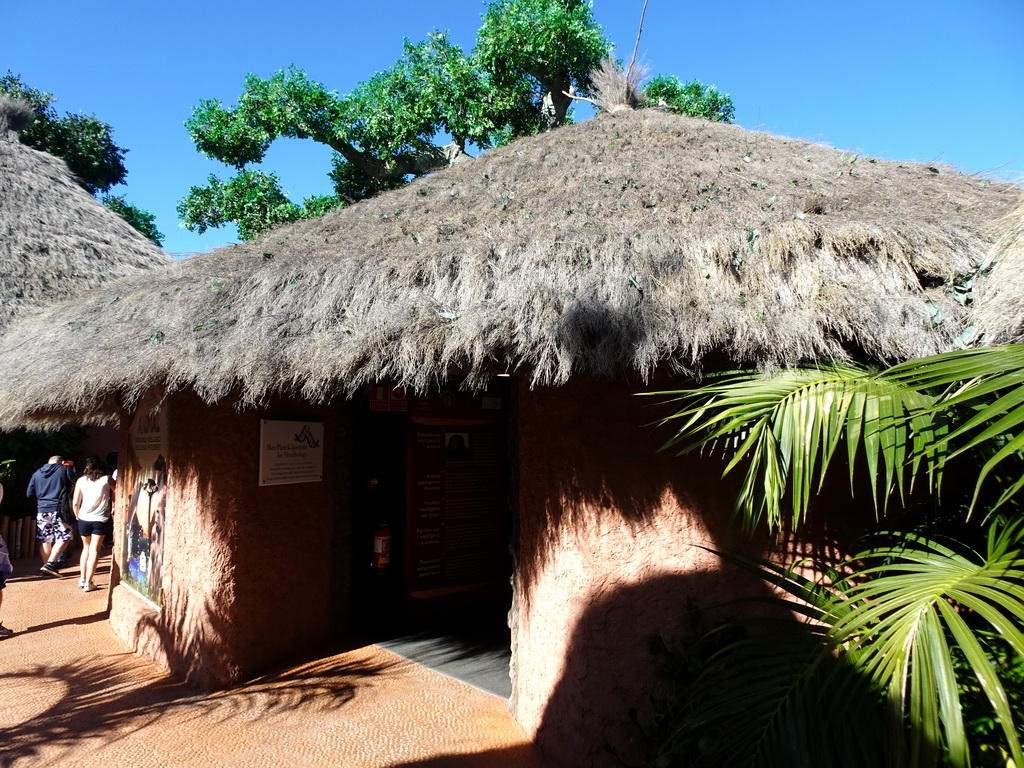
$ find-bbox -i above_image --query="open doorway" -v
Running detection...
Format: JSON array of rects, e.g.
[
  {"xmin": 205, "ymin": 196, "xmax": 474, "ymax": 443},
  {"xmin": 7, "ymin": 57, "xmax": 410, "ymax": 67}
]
[{"xmin": 349, "ymin": 379, "xmax": 514, "ymax": 696}]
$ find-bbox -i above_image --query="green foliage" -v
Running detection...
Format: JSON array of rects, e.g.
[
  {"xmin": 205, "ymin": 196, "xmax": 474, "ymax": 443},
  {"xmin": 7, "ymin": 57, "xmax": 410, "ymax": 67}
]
[
  {"xmin": 956, "ymin": 628, "xmax": 1024, "ymax": 767},
  {"xmin": 641, "ymin": 524, "xmax": 1024, "ymax": 768},
  {"xmin": 654, "ymin": 345, "xmax": 1024, "ymax": 534},
  {"xmin": 476, "ymin": 0, "xmax": 610, "ymax": 128},
  {"xmin": 180, "ymin": 1, "xmax": 612, "ymax": 239},
  {"xmin": 883, "ymin": 345, "xmax": 1024, "ymax": 514},
  {"xmin": 298, "ymin": 193, "xmax": 346, "ymax": 220},
  {"xmin": 1, "ymin": 72, "xmax": 128, "ymax": 195},
  {"xmin": 641, "ymin": 75, "xmax": 735, "ymax": 123},
  {"xmin": 177, "ymin": 171, "xmax": 301, "ymax": 240},
  {"xmin": 102, "ymin": 194, "xmax": 164, "ymax": 246},
  {"xmin": 327, "ymin": 155, "xmax": 404, "ymax": 203},
  {"xmin": 177, "ymin": 170, "xmax": 343, "ymax": 241},
  {"xmin": 347, "ymin": 33, "xmax": 524, "ymax": 156},
  {"xmin": 644, "ymin": 345, "xmax": 1024, "ymax": 766}
]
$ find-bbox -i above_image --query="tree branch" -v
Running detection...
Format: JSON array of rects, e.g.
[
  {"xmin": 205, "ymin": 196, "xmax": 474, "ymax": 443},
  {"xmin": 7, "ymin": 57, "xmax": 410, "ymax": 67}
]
[{"xmin": 562, "ymin": 90, "xmax": 602, "ymax": 109}]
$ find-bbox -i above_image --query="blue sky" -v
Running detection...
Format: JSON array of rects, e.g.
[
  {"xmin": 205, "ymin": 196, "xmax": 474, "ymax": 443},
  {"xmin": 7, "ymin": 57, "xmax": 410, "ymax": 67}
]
[{"xmin": 6, "ymin": 0, "xmax": 1023, "ymax": 256}]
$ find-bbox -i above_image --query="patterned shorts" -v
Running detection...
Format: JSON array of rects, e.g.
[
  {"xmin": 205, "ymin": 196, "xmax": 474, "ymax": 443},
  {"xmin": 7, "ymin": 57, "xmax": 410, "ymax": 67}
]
[{"xmin": 36, "ymin": 511, "xmax": 72, "ymax": 543}]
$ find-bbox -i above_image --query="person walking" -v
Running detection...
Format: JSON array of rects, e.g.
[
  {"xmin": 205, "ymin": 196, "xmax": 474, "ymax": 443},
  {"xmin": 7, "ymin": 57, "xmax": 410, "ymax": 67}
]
[
  {"xmin": 26, "ymin": 455, "xmax": 74, "ymax": 577},
  {"xmin": 73, "ymin": 456, "xmax": 115, "ymax": 592},
  {"xmin": 0, "ymin": 480, "xmax": 13, "ymax": 638}
]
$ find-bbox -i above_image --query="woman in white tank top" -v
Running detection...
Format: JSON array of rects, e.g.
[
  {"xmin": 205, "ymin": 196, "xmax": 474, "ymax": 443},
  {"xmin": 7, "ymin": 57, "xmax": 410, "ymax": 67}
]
[{"xmin": 73, "ymin": 456, "xmax": 116, "ymax": 592}]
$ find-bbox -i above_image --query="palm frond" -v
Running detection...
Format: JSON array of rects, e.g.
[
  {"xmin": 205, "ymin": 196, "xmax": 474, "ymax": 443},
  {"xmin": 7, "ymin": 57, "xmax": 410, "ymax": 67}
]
[
  {"xmin": 884, "ymin": 345, "xmax": 1024, "ymax": 513},
  {"xmin": 652, "ymin": 550, "xmax": 888, "ymax": 768},
  {"xmin": 649, "ymin": 365, "xmax": 944, "ymax": 532},
  {"xmin": 832, "ymin": 524, "xmax": 1024, "ymax": 767}
]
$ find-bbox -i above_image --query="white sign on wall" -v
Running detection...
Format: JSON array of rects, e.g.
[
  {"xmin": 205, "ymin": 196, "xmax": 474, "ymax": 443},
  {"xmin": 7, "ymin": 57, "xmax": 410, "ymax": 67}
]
[{"xmin": 259, "ymin": 420, "xmax": 325, "ymax": 486}]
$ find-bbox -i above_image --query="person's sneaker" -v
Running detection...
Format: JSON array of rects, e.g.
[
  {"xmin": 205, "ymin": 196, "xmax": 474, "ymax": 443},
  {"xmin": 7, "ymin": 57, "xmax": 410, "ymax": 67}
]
[
  {"xmin": 0, "ymin": 623, "xmax": 13, "ymax": 638},
  {"xmin": 83, "ymin": 582, "xmax": 97, "ymax": 593},
  {"xmin": 40, "ymin": 563, "xmax": 61, "ymax": 577},
  {"xmin": 77, "ymin": 578, "xmax": 87, "ymax": 588}
]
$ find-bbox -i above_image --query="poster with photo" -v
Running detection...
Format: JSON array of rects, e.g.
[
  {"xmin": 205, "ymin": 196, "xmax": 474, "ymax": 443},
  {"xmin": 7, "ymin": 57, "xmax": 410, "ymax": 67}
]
[{"xmin": 123, "ymin": 390, "xmax": 168, "ymax": 606}]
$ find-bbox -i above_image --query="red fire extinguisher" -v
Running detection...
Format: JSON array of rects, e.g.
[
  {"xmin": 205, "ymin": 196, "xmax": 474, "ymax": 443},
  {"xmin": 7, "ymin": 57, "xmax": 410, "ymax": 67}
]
[{"xmin": 372, "ymin": 522, "xmax": 391, "ymax": 570}]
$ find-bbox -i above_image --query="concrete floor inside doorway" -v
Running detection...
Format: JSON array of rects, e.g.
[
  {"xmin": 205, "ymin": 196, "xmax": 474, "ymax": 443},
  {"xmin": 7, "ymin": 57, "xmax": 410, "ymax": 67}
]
[{"xmin": 370, "ymin": 601, "xmax": 513, "ymax": 699}]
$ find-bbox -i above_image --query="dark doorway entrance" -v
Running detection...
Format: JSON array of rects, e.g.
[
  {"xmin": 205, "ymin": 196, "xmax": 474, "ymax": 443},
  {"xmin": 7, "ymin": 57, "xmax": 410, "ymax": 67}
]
[{"xmin": 350, "ymin": 380, "xmax": 514, "ymax": 696}]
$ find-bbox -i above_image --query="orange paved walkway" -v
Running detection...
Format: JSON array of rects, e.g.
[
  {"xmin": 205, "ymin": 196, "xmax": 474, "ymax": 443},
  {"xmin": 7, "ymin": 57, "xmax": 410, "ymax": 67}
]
[{"xmin": 0, "ymin": 553, "xmax": 547, "ymax": 768}]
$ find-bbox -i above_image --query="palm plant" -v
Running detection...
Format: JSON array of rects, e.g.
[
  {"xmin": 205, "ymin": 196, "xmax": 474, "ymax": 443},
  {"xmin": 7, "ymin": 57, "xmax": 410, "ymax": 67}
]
[
  {"xmin": 642, "ymin": 344, "xmax": 1024, "ymax": 767},
  {"xmin": 645, "ymin": 524, "xmax": 1024, "ymax": 768}
]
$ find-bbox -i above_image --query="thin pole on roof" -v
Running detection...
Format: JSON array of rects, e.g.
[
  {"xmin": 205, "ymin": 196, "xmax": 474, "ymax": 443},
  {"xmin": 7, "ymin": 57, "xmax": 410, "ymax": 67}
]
[{"xmin": 626, "ymin": 0, "xmax": 651, "ymax": 85}]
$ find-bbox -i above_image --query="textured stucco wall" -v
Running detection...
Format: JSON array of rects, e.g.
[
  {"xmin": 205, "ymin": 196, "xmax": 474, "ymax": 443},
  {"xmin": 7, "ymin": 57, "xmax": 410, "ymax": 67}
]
[
  {"xmin": 512, "ymin": 377, "xmax": 783, "ymax": 767},
  {"xmin": 110, "ymin": 391, "xmax": 340, "ymax": 689}
]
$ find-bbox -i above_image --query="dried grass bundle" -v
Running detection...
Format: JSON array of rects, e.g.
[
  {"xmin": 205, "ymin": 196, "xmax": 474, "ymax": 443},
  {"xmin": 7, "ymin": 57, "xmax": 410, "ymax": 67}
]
[
  {"xmin": 0, "ymin": 96, "xmax": 33, "ymax": 139},
  {"xmin": 588, "ymin": 58, "xmax": 644, "ymax": 113},
  {"xmin": 0, "ymin": 109, "xmax": 1017, "ymax": 428}
]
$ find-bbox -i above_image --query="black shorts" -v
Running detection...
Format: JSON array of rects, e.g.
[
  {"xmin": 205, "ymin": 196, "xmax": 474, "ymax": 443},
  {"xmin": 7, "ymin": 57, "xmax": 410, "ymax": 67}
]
[{"xmin": 78, "ymin": 518, "xmax": 113, "ymax": 538}]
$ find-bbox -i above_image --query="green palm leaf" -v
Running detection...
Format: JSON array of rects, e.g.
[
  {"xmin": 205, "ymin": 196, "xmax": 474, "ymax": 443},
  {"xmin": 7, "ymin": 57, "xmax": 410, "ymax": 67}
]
[
  {"xmin": 832, "ymin": 524, "xmax": 1024, "ymax": 767},
  {"xmin": 648, "ymin": 365, "xmax": 943, "ymax": 532},
  {"xmin": 666, "ymin": 527, "xmax": 1024, "ymax": 768},
  {"xmin": 884, "ymin": 345, "xmax": 1024, "ymax": 508}
]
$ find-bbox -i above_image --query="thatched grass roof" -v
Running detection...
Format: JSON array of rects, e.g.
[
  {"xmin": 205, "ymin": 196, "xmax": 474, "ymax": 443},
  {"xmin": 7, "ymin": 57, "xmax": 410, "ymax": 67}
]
[
  {"xmin": 0, "ymin": 108, "xmax": 1017, "ymax": 427},
  {"xmin": 974, "ymin": 196, "xmax": 1024, "ymax": 343},
  {"xmin": 0, "ymin": 96, "xmax": 171, "ymax": 330}
]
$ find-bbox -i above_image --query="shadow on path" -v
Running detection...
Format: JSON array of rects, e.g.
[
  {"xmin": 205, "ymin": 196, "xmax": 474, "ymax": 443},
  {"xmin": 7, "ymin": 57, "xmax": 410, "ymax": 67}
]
[{"xmin": 1, "ymin": 640, "xmax": 391, "ymax": 768}]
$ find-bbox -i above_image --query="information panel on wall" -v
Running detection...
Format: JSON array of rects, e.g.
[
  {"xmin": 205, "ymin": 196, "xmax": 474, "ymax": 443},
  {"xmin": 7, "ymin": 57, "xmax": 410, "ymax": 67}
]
[
  {"xmin": 259, "ymin": 420, "xmax": 325, "ymax": 486},
  {"xmin": 405, "ymin": 417, "xmax": 508, "ymax": 595}
]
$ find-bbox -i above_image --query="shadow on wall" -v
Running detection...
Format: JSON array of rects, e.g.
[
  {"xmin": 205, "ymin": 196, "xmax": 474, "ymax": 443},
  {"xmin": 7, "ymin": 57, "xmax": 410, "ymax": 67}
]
[
  {"xmin": 514, "ymin": 375, "xmax": 861, "ymax": 603},
  {"xmin": 536, "ymin": 570, "xmax": 783, "ymax": 767},
  {"xmin": 120, "ymin": 391, "xmax": 339, "ymax": 689},
  {"xmin": 0, "ymin": 640, "xmax": 390, "ymax": 768},
  {"xmin": 511, "ymin": 376, "xmax": 870, "ymax": 766},
  {"xmin": 515, "ymin": 376, "xmax": 751, "ymax": 606},
  {"xmin": 132, "ymin": 589, "xmax": 239, "ymax": 689}
]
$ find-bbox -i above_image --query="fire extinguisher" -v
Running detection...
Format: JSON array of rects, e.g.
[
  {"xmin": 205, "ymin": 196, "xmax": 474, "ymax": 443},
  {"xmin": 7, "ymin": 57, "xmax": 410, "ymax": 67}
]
[{"xmin": 372, "ymin": 522, "xmax": 391, "ymax": 570}]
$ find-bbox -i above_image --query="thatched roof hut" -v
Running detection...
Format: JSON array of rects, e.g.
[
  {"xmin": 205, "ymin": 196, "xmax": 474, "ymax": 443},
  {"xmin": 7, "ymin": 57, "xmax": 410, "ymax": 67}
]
[
  {"xmin": 0, "ymin": 96, "xmax": 171, "ymax": 330},
  {"xmin": 0, "ymin": 108, "xmax": 1017, "ymax": 427},
  {"xmin": 975, "ymin": 196, "xmax": 1024, "ymax": 343}
]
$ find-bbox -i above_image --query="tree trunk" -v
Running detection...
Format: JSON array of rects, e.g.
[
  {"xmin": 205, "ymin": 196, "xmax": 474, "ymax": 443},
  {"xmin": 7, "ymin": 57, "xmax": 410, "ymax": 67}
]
[
  {"xmin": 332, "ymin": 140, "xmax": 470, "ymax": 185},
  {"xmin": 540, "ymin": 77, "xmax": 574, "ymax": 131}
]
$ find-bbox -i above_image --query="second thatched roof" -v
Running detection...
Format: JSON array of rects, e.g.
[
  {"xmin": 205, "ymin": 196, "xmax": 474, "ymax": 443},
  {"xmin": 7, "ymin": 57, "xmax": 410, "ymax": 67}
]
[
  {"xmin": 0, "ymin": 96, "xmax": 171, "ymax": 330},
  {"xmin": 0, "ymin": 108, "xmax": 1017, "ymax": 427}
]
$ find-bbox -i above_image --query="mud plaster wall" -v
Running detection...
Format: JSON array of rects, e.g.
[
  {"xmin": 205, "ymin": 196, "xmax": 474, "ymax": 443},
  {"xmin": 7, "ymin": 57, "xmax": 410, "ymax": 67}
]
[
  {"xmin": 110, "ymin": 391, "xmax": 338, "ymax": 689},
  {"xmin": 511, "ymin": 377, "xmax": 789, "ymax": 768}
]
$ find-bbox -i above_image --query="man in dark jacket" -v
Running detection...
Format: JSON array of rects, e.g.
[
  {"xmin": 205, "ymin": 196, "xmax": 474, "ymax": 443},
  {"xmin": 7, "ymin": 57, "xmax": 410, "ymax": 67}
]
[{"xmin": 26, "ymin": 456, "xmax": 74, "ymax": 576}]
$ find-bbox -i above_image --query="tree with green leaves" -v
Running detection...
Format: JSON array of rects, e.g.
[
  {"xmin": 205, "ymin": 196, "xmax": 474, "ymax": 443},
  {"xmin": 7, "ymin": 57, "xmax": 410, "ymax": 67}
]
[
  {"xmin": 178, "ymin": 0, "xmax": 613, "ymax": 240},
  {"xmin": 2, "ymin": 72, "xmax": 163, "ymax": 245},
  {"xmin": 642, "ymin": 345, "xmax": 1024, "ymax": 766},
  {"xmin": 179, "ymin": 1, "xmax": 737, "ymax": 242},
  {"xmin": 475, "ymin": 0, "xmax": 610, "ymax": 129}
]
